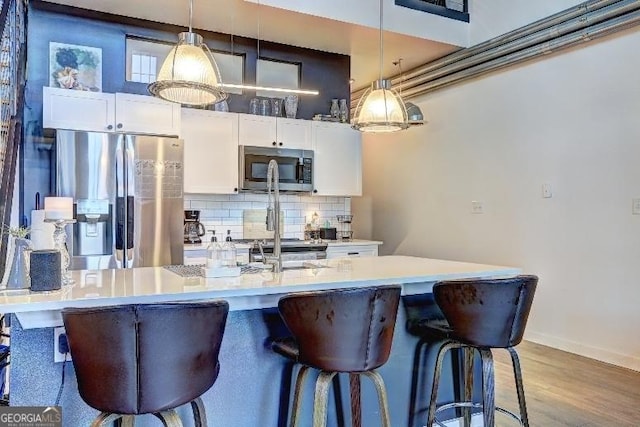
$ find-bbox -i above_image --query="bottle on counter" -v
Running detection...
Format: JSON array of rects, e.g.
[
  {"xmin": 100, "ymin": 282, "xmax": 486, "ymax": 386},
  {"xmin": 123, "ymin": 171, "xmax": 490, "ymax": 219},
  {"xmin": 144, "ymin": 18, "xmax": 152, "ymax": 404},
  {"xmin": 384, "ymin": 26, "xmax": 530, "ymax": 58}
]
[
  {"xmin": 225, "ymin": 230, "xmax": 233, "ymax": 242},
  {"xmin": 220, "ymin": 240, "xmax": 237, "ymax": 268},
  {"xmin": 209, "ymin": 229, "xmax": 217, "ymax": 242},
  {"xmin": 206, "ymin": 239, "xmax": 223, "ymax": 268}
]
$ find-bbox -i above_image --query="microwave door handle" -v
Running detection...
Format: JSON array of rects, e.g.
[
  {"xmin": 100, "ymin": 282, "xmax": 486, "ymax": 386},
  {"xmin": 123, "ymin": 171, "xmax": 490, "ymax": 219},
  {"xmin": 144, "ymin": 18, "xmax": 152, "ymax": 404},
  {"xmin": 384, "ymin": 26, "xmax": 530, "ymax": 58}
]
[{"xmin": 297, "ymin": 161, "xmax": 304, "ymax": 183}]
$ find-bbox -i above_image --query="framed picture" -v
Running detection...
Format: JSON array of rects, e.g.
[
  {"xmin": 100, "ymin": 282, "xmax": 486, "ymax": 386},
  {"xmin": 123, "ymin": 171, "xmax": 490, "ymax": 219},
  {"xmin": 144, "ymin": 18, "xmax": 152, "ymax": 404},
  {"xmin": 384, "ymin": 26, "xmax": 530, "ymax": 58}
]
[{"xmin": 49, "ymin": 42, "xmax": 102, "ymax": 91}]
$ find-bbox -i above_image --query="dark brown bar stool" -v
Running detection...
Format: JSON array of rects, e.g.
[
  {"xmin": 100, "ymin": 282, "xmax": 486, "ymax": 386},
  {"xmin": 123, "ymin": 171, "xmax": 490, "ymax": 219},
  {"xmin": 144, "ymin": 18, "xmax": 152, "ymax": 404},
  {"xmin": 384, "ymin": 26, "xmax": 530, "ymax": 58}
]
[
  {"xmin": 419, "ymin": 275, "xmax": 537, "ymax": 427},
  {"xmin": 272, "ymin": 285, "xmax": 401, "ymax": 427},
  {"xmin": 62, "ymin": 301, "xmax": 229, "ymax": 427}
]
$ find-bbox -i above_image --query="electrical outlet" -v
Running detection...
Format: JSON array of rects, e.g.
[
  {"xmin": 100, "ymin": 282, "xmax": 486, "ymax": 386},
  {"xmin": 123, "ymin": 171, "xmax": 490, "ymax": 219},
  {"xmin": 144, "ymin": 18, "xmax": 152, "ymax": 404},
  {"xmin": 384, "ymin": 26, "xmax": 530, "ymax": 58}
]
[
  {"xmin": 53, "ymin": 327, "xmax": 71, "ymax": 363},
  {"xmin": 632, "ymin": 198, "xmax": 640, "ymax": 215},
  {"xmin": 471, "ymin": 201, "xmax": 484, "ymax": 214}
]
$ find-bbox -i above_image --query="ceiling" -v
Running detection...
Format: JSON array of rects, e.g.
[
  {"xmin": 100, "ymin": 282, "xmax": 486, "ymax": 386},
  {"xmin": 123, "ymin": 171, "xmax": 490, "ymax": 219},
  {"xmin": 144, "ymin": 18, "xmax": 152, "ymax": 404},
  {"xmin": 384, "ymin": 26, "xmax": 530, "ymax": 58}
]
[{"xmin": 43, "ymin": 0, "xmax": 460, "ymax": 91}]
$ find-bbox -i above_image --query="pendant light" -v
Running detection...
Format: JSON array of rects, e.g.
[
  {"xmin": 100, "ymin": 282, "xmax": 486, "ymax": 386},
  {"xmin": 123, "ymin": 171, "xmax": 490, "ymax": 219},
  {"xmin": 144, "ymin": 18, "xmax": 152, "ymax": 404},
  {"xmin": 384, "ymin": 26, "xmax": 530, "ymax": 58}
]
[
  {"xmin": 148, "ymin": 0, "xmax": 227, "ymax": 106},
  {"xmin": 352, "ymin": 0, "xmax": 409, "ymax": 133}
]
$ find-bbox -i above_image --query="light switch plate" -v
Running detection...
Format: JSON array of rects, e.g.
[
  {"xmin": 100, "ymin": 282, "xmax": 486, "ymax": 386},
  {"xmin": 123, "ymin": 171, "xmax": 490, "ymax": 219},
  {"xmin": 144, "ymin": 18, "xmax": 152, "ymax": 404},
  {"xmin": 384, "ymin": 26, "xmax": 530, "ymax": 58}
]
[
  {"xmin": 471, "ymin": 201, "xmax": 484, "ymax": 214},
  {"xmin": 632, "ymin": 198, "xmax": 640, "ymax": 215},
  {"xmin": 542, "ymin": 183, "xmax": 553, "ymax": 198}
]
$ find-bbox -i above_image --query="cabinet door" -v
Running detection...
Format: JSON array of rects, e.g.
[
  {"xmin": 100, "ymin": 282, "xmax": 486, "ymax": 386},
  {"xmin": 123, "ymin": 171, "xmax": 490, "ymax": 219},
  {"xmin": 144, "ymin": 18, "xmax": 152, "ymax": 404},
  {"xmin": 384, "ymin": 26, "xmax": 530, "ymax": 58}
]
[
  {"xmin": 238, "ymin": 114, "xmax": 277, "ymax": 147},
  {"xmin": 277, "ymin": 118, "xmax": 312, "ymax": 150},
  {"xmin": 182, "ymin": 109, "xmax": 239, "ymax": 194},
  {"xmin": 312, "ymin": 122, "xmax": 362, "ymax": 196},
  {"xmin": 43, "ymin": 87, "xmax": 115, "ymax": 132},
  {"xmin": 115, "ymin": 93, "xmax": 181, "ymax": 136}
]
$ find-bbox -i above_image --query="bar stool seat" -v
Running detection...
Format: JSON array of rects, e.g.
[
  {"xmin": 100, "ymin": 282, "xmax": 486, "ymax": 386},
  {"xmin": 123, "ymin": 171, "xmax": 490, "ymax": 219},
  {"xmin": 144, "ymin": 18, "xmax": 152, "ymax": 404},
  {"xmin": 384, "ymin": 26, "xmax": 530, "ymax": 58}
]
[
  {"xmin": 272, "ymin": 285, "xmax": 401, "ymax": 427},
  {"xmin": 418, "ymin": 275, "xmax": 538, "ymax": 427},
  {"xmin": 62, "ymin": 301, "xmax": 229, "ymax": 427}
]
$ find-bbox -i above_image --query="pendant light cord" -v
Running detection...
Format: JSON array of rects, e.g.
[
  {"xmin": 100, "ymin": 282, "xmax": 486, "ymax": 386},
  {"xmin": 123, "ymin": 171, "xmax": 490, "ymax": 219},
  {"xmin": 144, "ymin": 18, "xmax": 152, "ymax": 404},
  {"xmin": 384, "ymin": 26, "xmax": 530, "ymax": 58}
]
[
  {"xmin": 257, "ymin": 0, "xmax": 261, "ymax": 60},
  {"xmin": 379, "ymin": 0, "xmax": 383, "ymax": 81},
  {"xmin": 188, "ymin": 0, "xmax": 193, "ymax": 33}
]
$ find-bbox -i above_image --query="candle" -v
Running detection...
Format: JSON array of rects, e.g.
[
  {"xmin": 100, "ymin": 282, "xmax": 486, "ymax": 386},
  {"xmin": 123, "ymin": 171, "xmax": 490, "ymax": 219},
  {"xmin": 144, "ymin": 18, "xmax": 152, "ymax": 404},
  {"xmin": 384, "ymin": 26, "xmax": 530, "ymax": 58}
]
[{"xmin": 44, "ymin": 197, "xmax": 74, "ymax": 220}]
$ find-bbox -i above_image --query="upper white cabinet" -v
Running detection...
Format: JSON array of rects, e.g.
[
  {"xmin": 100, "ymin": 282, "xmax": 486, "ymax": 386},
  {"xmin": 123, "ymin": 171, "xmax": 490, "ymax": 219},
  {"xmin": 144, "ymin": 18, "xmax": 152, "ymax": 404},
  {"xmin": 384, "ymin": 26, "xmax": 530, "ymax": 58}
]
[
  {"xmin": 114, "ymin": 93, "xmax": 181, "ymax": 136},
  {"xmin": 181, "ymin": 109, "xmax": 239, "ymax": 194},
  {"xmin": 312, "ymin": 121, "xmax": 362, "ymax": 196},
  {"xmin": 43, "ymin": 87, "xmax": 181, "ymax": 136},
  {"xmin": 238, "ymin": 114, "xmax": 311, "ymax": 150},
  {"xmin": 43, "ymin": 87, "xmax": 114, "ymax": 133}
]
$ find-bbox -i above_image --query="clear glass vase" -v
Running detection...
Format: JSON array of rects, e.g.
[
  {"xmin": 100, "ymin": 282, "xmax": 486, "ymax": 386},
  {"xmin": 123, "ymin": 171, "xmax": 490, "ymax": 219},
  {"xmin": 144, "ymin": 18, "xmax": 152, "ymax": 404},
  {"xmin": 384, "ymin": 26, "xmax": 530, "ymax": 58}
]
[
  {"xmin": 5, "ymin": 237, "xmax": 32, "ymax": 290},
  {"xmin": 284, "ymin": 95, "xmax": 298, "ymax": 119},
  {"xmin": 339, "ymin": 99, "xmax": 349, "ymax": 123},
  {"xmin": 330, "ymin": 98, "xmax": 340, "ymax": 120}
]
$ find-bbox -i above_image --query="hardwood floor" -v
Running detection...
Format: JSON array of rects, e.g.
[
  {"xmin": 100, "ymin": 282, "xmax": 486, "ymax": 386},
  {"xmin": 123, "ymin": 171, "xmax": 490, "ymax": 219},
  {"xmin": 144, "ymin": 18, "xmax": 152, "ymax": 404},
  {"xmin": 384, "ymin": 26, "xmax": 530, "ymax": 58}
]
[{"xmin": 492, "ymin": 341, "xmax": 640, "ymax": 426}]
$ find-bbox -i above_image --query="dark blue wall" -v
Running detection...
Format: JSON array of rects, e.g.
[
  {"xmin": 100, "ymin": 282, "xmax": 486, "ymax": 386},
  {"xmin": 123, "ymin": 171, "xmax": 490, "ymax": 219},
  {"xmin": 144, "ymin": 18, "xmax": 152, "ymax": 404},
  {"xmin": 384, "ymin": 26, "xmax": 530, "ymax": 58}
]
[{"xmin": 21, "ymin": 1, "xmax": 350, "ymax": 223}]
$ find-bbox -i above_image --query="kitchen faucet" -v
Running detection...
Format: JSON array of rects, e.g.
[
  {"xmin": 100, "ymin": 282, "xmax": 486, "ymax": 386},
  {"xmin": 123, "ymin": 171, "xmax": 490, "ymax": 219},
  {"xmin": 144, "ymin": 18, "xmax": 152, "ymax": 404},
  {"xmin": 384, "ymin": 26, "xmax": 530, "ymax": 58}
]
[{"xmin": 263, "ymin": 159, "xmax": 282, "ymax": 273}]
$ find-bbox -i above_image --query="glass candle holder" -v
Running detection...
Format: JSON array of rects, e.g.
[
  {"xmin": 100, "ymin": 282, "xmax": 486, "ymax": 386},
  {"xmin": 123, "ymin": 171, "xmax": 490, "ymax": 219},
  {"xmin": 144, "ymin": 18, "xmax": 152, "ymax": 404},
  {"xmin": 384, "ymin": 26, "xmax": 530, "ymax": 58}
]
[{"xmin": 44, "ymin": 219, "xmax": 76, "ymax": 286}]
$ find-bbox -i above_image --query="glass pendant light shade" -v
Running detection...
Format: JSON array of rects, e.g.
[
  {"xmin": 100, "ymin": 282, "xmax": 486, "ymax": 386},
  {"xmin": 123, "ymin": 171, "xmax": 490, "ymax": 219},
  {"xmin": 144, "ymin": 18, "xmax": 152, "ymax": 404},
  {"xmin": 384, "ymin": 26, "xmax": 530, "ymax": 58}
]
[
  {"xmin": 352, "ymin": 79, "xmax": 409, "ymax": 132},
  {"xmin": 149, "ymin": 32, "xmax": 227, "ymax": 106}
]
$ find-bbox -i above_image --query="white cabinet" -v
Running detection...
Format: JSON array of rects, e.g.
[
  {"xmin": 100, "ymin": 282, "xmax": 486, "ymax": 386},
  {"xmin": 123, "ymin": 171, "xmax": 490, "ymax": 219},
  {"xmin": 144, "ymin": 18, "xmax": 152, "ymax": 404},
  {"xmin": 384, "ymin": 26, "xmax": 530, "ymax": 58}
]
[
  {"xmin": 43, "ymin": 87, "xmax": 181, "ymax": 136},
  {"xmin": 115, "ymin": 93, "xmax": 181, "ymax": 136},
  {"xmin": 326, "ymin": 244, "xmax": 379, "ymax": 259},
  {"xmin": 43, "ymin": 87, "xmax": 114, "ymax": 132},
  {"xmin": 238, "ymin": 114, "xmax": 311, "ymax": 150},
  {"xmin": 312, "ymin": 121, "xmax": 362, "ymax": 196},
  {"xmin": 181, "ymin": 109, "xmax": 239, "ymax": 194}
]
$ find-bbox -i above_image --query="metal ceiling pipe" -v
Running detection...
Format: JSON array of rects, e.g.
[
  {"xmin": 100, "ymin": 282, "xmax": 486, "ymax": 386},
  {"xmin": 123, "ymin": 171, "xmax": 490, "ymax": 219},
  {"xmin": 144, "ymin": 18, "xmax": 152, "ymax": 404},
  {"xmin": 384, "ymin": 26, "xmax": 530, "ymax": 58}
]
[
  {"xmin": 395, "ymin": 0, "xmax": 640, "ymax": 94},
  {"xmin": 392, "ymin": 0, "xmax": 621, "ymax": 84},
  {"xmin": 351, "ymin": 0, "xmax": 628, "ymax": 103},
  {"xmin": 397, "ymin": 9, "xmax": 640, "ymax": 99}
]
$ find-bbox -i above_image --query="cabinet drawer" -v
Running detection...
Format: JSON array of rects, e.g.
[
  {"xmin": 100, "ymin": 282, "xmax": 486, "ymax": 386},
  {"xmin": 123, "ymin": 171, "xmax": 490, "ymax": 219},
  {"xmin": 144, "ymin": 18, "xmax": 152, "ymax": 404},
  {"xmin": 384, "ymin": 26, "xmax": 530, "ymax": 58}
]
[{"xmin": 326, "ymin": 245, "xmax": 378, "ymax": 259}]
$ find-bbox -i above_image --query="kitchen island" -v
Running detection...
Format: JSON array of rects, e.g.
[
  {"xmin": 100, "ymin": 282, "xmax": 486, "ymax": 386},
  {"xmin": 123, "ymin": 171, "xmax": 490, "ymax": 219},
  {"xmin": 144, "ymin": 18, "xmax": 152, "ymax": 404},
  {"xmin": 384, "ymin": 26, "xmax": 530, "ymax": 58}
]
[{"xmin": 2, "ymin": 256, "xmax": 520, "ymax": 426}]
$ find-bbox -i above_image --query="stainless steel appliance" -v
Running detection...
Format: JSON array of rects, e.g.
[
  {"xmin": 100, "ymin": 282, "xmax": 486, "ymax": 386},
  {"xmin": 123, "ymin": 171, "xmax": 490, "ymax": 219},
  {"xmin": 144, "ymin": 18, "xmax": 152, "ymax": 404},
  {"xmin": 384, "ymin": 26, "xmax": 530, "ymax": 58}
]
[
  {"xmin": 239, "ymin": 145, "xmax": 313, "ymax": 192},
  {"xmin": 184, "ymin": 209, "xmax": 205, "ymax": 244},
  {"xmin": 241, "ymin": 239, "xmax": 327, "ymax": 263},
  {"xmin": 56, "ymin": 130, "xmax": 184, "ymax": 270}
]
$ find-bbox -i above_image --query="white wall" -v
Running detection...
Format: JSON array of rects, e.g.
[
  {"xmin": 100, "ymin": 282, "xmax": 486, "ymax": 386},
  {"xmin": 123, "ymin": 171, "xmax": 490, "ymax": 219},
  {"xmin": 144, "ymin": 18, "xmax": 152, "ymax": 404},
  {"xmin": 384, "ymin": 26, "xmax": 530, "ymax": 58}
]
[
  {"xmin": 469, "ymin": 0, "xmax": 584, "ymax": 44},
  {"xmin": 246, "ymin": 0, "xmax": 469, "ymax": 46},
  {"xmin": 353, "ymin": 26, "xmax": 640, "ymax": 371}
]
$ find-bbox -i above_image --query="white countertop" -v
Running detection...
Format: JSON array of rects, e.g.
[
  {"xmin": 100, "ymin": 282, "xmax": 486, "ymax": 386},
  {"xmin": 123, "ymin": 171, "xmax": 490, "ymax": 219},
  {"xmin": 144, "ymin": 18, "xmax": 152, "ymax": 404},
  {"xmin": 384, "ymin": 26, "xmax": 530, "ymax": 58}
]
[
  {"xmin": 183, "ymin": 239, "xmax": 383, "ymax": 251},
  {"xmin": 0, "ymin": 256, "xmax": 519, "ymax": 329}
]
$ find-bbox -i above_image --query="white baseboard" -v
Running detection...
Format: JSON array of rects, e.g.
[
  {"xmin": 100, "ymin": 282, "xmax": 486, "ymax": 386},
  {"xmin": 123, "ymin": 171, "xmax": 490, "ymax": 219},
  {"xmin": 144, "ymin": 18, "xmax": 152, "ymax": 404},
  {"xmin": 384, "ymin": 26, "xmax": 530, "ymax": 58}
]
[{"xmin": 525, "ymin": 331, "xmax": 640, "ymax": 372}]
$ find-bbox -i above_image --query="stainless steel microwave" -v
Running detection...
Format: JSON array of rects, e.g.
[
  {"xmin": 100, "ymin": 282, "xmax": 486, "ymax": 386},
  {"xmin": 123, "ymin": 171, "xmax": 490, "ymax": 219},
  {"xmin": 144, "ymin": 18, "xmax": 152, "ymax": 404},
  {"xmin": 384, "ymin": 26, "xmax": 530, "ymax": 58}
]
[{"xmin": 239, "ymin": 145, "xmax": 314, "ymax": 192}]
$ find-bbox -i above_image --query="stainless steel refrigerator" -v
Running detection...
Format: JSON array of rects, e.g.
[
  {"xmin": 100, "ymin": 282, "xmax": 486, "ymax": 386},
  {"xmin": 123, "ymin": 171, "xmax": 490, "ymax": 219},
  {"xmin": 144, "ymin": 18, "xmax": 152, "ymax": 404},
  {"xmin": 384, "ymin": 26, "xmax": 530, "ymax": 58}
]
[{"xmin": 56, "ymin": 130, "xmax": 184, "ymax": 270}]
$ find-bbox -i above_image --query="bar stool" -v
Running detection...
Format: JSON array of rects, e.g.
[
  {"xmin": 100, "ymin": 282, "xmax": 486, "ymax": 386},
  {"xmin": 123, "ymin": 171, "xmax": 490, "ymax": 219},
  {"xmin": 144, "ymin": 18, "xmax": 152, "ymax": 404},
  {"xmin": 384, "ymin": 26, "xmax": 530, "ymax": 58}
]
[
  {"xmin": 272, "ymin": 285, "xmax": 401, "ymax": 427},
  {"xmin": 420, "ymin": 275, "xmax": 537, "ymax": 427},
  {"xmin": 62, "ymin": 301, "xmax": 229, "ymax": 427}
]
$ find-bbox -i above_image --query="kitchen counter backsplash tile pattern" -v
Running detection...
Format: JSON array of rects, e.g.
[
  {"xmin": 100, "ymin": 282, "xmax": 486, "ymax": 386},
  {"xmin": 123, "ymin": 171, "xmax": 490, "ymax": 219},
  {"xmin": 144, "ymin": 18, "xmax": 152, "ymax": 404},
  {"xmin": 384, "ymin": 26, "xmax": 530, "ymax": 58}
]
[{"xmin": 184, "ymin": 194, "xmax": 351, "ymax": 240}]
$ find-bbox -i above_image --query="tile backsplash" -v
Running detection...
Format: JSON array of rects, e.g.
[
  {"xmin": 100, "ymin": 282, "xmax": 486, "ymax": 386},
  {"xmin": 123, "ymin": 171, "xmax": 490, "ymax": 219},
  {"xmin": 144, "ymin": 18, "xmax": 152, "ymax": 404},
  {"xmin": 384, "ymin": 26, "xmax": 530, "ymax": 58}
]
[{"xmin": 185, "ymin": 193, "xmax": 351, "ymax": 240}]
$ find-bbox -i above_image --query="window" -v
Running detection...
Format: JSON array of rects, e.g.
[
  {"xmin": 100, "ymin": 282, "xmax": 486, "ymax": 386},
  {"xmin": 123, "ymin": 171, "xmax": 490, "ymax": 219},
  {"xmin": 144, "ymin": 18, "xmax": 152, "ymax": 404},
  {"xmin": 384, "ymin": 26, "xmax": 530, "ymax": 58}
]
[
  {"xmin": 256, "ymin": 59, "xmax": 300, "ymax": 98},
  {"xmin": 130, "ymin": 53, "xmax": 157, "ymax": 84},
  {"xmin": 125, "ymin": 36, "xmax": 245, "ymax": 94},
  {"xmin": 395, "ymin": 0, "xmax": 469, "ymax": 22}
]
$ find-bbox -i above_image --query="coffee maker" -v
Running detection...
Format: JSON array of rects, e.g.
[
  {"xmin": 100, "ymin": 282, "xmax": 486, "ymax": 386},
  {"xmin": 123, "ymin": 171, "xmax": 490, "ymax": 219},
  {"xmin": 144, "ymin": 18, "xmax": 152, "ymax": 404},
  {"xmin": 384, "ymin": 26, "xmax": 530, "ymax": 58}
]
[{"xmin": 184, "ymin": 210, "xmax": 206, "ymax": 244}]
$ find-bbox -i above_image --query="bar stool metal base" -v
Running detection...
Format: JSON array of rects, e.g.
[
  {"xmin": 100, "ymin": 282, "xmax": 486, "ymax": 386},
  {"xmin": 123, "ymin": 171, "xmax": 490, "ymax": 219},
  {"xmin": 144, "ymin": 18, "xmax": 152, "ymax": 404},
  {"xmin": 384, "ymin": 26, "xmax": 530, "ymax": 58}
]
[
  {"xmin": 432, "ymin": 402, "xmax": 524, "ymax": 427},
  {"xmin": 427, "ymin": 341, "xmax": 529, "ymax": 427}
]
